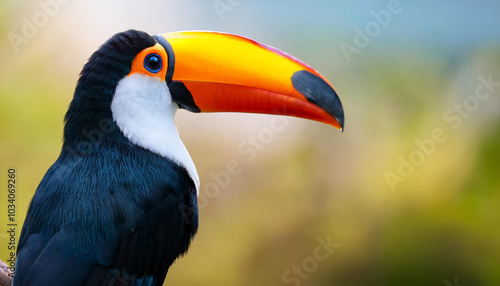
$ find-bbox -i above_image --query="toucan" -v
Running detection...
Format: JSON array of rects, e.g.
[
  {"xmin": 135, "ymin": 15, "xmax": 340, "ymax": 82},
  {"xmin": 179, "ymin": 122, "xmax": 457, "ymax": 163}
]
[{"xmin": 14, "ymin": 30, "xmax": 344, "ymax": 285}]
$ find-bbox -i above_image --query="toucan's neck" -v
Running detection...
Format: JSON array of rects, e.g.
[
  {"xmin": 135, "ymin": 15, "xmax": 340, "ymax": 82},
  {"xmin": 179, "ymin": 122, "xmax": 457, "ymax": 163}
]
[
  {"xmin": 63, "ymin": 30, "xmax": 156, "ymax": 149},
  {"xmin": 63, "ymin": 72, "xmax": 123, "ymax": 149},
  {"xmin": 61, "ymin": 73, "xmax": 200, "ymax": 191},
  {"xmin": 61, "ymin": 30, "xmax": 199, "ymax": 190},
  {"xmin": 110, "ymin": 74, "xmax": 200, "ymax": 191}
]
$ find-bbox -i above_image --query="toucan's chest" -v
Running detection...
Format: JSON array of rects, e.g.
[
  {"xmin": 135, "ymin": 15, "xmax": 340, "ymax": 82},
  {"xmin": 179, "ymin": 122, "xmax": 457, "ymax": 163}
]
[
  {"xmin": 24, "ymin": 142, "xmax": 199, "ymax": 249},
  {"xmin": 17, "ymin": 143, "xmax": 199, "ymax": 282}
]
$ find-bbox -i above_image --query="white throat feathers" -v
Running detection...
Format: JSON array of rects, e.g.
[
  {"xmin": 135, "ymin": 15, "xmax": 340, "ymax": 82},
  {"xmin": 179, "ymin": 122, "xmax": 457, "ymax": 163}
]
[{"xmin": 111, "ymin": 73, "xmax": 200, "ymax": 193}]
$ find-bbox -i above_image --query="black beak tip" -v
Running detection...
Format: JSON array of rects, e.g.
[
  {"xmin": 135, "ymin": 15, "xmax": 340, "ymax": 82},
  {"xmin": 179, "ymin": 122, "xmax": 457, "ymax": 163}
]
[
  {"xmin": 337, "ymin": 114, "xmax": 345, "ymax": 132},
  {"xmin": 292, "ymin": 70, "xmax": 345, "ymax": 131}
]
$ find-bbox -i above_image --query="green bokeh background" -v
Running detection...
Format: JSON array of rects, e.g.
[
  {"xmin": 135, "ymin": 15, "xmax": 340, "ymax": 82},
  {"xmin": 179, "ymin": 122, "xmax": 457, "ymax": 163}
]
[{"xmin": 1, "ymin": 1, "xmax": 499, "ymax": 285}]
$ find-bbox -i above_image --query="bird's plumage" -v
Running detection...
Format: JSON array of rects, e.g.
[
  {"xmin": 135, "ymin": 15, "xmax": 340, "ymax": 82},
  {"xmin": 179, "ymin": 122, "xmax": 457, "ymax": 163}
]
[
  {"xmin": 15, "ymin": 28, "xmax": 345, "ymax": 286},
  {"xmin": 111, "ymin": 73, "xmax": 199, "ymax": 190},
  {"xmin": 15, "ymin": 30, "xmax": 198, "ymax": 286},
  {"xmin": 16, "ymin": 144, "xmax": 198, "ymax": 285}
]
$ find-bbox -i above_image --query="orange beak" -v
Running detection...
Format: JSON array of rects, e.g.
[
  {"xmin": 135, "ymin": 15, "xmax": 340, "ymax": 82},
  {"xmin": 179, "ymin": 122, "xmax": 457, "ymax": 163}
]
[{"xmin": 154, "ymin": 31, "xmax": 344, "ymax": 130}]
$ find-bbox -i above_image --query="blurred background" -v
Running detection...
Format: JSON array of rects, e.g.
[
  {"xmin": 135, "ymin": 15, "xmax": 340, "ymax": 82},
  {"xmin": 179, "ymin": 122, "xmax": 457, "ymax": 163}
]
[{"xmin": 1, "ymin": 1, "xmax": 499, "ymax": 285}]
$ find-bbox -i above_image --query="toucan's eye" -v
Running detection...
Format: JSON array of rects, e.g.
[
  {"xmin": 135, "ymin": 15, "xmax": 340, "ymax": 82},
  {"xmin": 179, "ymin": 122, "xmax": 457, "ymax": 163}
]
[{"xmin": 144, "ymin": 53, "xmax": 162, "ymax": 73}]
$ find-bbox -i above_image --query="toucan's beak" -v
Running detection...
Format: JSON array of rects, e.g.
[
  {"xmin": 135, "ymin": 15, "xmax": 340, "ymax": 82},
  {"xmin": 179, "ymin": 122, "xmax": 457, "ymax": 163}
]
[{"xmin": 155, "ymin": 31, "xmax": 344, "ymax": 130}]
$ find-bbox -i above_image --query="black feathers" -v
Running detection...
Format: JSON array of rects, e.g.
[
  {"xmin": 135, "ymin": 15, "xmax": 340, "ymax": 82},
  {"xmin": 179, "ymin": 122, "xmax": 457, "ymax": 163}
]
[
  {"xmin": 15, "ymin": 30, "xmax": 199, "ymax": 286},
  {"xmin": 15, "ymin": 141, "xmax": 199, "ymax": 286},
  {"xmin": 64, "ymin": 30, "xmax": 156, "ymax": 148}
]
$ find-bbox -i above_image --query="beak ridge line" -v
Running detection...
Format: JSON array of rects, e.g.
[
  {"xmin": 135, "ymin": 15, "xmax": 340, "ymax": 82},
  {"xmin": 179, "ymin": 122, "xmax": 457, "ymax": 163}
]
[{"xmin": 154, "ymin": 35, "xmax": 176, "ymax": 82}]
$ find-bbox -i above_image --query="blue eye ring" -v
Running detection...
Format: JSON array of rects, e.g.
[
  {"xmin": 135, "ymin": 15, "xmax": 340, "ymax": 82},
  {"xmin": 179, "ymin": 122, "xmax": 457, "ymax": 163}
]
[{"xmin": 144, "ymin": 53, "xmax": 162, "ymax": 73}]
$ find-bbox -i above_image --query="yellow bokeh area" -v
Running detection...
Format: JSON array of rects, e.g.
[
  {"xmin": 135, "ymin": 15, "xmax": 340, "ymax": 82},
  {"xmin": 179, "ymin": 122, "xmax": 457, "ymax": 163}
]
[{"xmin": 1, "ymin": 1, "xmax": 499, "ymax": 285}]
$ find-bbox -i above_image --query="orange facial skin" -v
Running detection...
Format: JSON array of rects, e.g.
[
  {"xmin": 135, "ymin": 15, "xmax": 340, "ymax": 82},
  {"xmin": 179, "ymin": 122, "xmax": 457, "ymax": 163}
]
[{"xmin": 129, "ymin": 43, "xmax": 169, "ymax": 80}]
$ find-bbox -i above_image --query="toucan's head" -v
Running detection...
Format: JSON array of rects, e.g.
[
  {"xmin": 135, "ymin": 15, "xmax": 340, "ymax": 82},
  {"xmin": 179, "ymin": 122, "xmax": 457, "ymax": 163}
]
[{"xmin": 63, "ymin": 30, "xmax": 344, "ymax": 189}]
